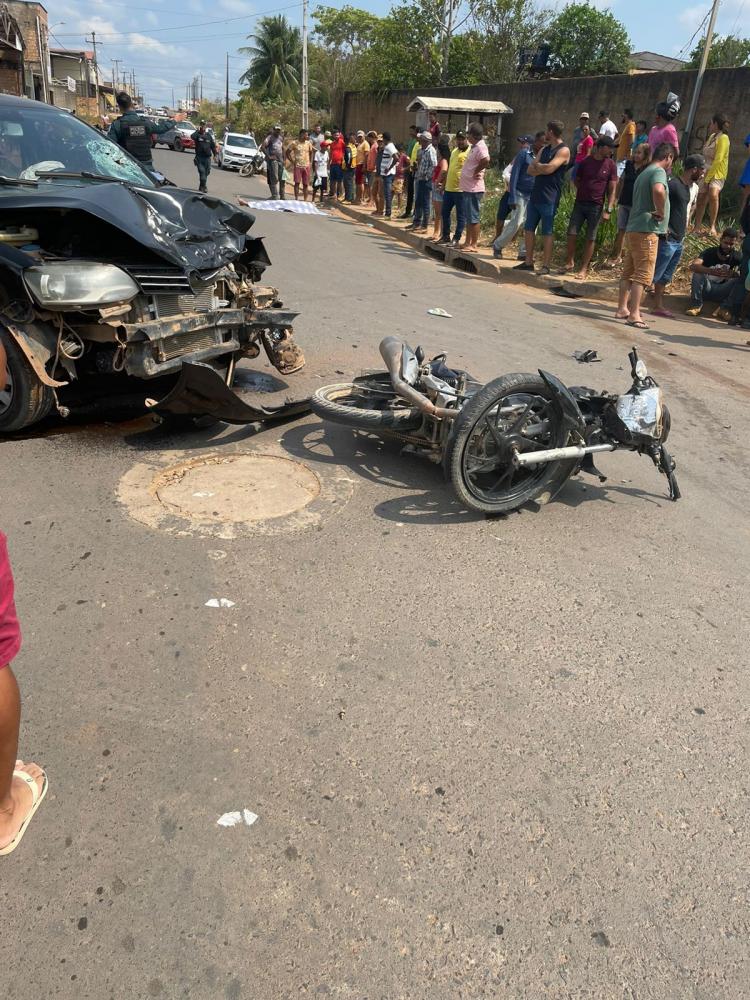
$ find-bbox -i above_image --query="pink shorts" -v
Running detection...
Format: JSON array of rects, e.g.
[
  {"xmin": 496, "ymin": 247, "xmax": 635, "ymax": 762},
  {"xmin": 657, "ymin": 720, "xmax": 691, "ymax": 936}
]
[
  {"xmin": 0, "ymin": 532, "xmax": 21, "ymax": 667},
  {"xmin": 294, "ymin": 166, "xmax": 310, "ymax": 186}
]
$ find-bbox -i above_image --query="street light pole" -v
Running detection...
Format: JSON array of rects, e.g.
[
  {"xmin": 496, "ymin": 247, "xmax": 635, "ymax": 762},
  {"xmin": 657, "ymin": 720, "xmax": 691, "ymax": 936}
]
[
  {"xmin": 683, "ymin": 0, "xmax": 721, "ymax": 151},
  {"xmin": 225, "ymin": 52, "xmax": 230, "ymax": 122},
  {"xmin": 301, "ymin": 0, "xmax": 309, "ymax": 129}
]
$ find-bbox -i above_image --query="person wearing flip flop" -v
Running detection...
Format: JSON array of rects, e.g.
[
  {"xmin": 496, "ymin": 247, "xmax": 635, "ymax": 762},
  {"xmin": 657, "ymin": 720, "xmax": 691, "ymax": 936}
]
[
  {"xmin": 559, "ymin": 135, "xmax": 617, "ymax": 281},
  {"xmin": 650, "ymin": 154, "xmax": 706, "ymax": 318},
  {"xmin": 615, "ymin": 141, "xmax": 675, "ymax": 330},
  {"xmin": 0, "ymin": 360, "xmax": 47, "ymax": 856}
]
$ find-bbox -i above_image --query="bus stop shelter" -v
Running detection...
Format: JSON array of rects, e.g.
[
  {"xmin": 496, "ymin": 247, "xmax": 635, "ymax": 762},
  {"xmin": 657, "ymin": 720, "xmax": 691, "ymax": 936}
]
[{"xmin": 406, "ymin": 96, "xmax": 513, "ymax": 146}]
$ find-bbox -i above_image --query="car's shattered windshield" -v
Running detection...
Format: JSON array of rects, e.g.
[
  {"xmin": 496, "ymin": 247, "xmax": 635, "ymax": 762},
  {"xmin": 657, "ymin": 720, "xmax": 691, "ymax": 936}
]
[{"xmin": 0, "ymin": 107, "xmax": 155, "ymax": 188}]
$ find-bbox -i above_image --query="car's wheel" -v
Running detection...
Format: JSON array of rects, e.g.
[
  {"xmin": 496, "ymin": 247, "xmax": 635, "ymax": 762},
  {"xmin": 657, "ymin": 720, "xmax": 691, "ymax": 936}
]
[
  {"xmin": 174, "ymin": 137, "xmax": 183, "ymax": 152},
  {"xmin": 0, "ymin": 330, "xmax": 54, "ymax": 433}
]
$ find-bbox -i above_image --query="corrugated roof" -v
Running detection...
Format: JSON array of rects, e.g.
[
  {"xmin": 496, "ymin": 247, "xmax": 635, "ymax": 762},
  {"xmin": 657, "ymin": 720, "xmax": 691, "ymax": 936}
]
[
  {"xmin": 630, "ymin": 51, "xmax": 687, "ymax": 72},
  {"xmin": 407, "ymin": 96, "xmax": 513, "ymax": 115}
]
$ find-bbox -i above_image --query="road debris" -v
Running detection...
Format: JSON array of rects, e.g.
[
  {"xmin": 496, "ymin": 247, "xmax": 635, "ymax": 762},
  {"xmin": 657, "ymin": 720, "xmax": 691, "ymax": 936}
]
[
  {"xmin": 573, "ymin": 349, "xmax": 601, "ymax": 363},
  {"xmin": 427, "ymin": 308, "xmax": 452, "ymax": 318},
  {"xmin": 205, "ymin": 598, "xmax": 236, "ymax": 608},
  {"xmin": 217, "ymin": 809, "xmax": 259, "ymax": 828}
]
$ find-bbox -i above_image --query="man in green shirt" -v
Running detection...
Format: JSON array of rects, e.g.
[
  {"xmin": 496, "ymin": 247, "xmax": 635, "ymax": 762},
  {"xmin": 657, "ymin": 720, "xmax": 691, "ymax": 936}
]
[
  {"xmin": 399, "ymin": 124, "xmax": 419, "ymax": 219},
  {"xmin": 108, "ymin": 92, "xmax": 185, "ymax": 171},
  {"xmin": 616, "ymin": 141, "xmax": 675, "ymax": 329}
]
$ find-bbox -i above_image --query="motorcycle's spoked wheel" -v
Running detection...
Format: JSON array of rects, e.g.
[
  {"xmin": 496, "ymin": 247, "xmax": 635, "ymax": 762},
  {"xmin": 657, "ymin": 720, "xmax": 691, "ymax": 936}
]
[
  {"xmin": 311, "ymin": 375, "xmax": 423, "ymax": 430},
  {"xmin": 446, "ymin": 373, "xmax": 578, "ymax": 515}
]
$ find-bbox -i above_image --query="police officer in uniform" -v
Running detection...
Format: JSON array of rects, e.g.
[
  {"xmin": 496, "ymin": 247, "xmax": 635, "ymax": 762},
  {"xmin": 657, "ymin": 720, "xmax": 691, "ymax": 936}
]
[
  {"xmin": 108, "ymin": 91, "xmax": 185, "ymax": 171},
  {"xmin": 192, "ymin": 121, "xmax": 217, "ymax": 193}
]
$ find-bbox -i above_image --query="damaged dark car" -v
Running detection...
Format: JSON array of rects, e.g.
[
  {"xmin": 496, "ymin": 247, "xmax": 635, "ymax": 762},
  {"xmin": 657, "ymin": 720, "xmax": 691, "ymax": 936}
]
[{"xmin": 0, "ymin": 95, "xmax": 305, "ymax": 433}]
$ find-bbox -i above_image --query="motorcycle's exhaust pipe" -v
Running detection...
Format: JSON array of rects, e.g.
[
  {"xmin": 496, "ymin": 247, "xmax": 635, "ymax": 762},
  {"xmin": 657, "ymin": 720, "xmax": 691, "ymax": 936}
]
[
  {"xmin": 379, "ymin": 336, "xmax": 457, "ymax": 420},
  {"xmin": 514, "ymin": 443, "xmax": 616, "ymax": 465}
]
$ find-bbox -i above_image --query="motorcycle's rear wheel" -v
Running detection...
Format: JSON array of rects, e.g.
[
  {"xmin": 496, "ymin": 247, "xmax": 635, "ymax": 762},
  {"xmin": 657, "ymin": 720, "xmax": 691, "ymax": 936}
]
[
  {"xmin": 311, "ymin": 375, "xmax": 422, "ymax": 430},
  {"xmin": 239, "ymin": 162, "xmax": 255, "ymax": 177},
  {"xmin": 446, "ymin": 373, "xmax": 578, "ymax": 514}
]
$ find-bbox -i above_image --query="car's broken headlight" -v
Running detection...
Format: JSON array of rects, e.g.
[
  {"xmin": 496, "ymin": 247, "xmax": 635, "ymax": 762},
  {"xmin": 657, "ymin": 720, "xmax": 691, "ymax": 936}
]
[{"xmin": 24, "ymin": 263, "xmax": 138, "ymax": 309}]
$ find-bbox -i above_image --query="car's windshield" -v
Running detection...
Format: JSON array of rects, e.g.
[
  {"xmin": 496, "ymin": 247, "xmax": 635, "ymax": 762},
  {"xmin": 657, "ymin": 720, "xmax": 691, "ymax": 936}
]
[
  {"xmin": 226, "ymin": 134, "xmax": 257, "ymax": 149},
  {"xmin": 0, "ymin": 104, "xmax": 156, "ymax": 188}
]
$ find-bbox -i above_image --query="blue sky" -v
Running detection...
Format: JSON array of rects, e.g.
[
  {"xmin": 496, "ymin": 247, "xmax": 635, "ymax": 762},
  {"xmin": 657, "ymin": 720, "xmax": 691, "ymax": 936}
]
[{"xmin": 43, "ymin": 0, "xmax": 749, "ymax": 109}]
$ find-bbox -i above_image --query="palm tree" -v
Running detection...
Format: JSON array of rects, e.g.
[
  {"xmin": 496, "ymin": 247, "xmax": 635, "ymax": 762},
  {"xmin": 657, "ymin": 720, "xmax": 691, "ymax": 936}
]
[{"xmin": 239, "ymin": 15, "xmax": 302, "ymax": 100}]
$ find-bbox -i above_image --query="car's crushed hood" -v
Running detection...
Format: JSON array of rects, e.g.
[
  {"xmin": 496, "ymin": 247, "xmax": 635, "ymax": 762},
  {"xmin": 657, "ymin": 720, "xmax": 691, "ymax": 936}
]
[{"xmin": 0, "ymin": 182, "xmax": 256, "ymax": 272}]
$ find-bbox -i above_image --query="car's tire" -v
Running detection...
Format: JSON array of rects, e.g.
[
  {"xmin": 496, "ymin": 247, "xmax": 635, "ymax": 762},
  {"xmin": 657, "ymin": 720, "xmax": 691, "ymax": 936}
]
[
  {"xmin": 174, "ymin": 137, "xmax": 183, "ymax": 152},
  {"xmin": 0, "ymin": 330, "xmax": 54, "ymax": 433},
  {"xmin": 311, "ymin": 381, "xmax": 422, "ymax": 430},
  {"xmin": 446, "ymin": 373, "xmax": 578, "ymax": 515}
]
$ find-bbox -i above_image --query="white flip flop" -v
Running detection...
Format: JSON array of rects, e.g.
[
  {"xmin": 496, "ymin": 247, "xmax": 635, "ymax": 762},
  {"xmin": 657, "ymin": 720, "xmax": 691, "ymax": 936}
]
[{"xmin": 0, "ymin": 768, "xmax": 48, "ymax": 857}]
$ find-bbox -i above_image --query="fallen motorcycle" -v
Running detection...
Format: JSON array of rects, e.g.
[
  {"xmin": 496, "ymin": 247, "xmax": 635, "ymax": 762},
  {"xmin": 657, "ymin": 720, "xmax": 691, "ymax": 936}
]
[{"xmin": 311, "ymin": 337, "xmax": 680, "ymax": 515}]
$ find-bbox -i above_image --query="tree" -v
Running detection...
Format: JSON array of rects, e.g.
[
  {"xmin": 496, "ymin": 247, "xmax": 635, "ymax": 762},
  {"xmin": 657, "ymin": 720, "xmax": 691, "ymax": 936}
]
[
  {"xmin": 311, "ymin": 5, "xmax": 381, "ymax": 116},
  {"xmin": 470, "ymin": 0, "xmax": 552, "ymax": 83},
  {"xmin": 688, "ymin": 33, "xmax": 750, "ymax": 69},
  {"xmin": 546, "ymin": 3, "xmax": 630, "ymax": 77},
  {"xmin": 239, "ymin": 15, "xmax": 302, "ymax": 101}
]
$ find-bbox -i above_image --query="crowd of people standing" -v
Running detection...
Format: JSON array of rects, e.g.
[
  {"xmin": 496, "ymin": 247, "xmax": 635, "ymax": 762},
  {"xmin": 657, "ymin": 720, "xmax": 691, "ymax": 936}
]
[{"xmin": 258, "ymin": 102, "xmax": 750, "ymax": 331}]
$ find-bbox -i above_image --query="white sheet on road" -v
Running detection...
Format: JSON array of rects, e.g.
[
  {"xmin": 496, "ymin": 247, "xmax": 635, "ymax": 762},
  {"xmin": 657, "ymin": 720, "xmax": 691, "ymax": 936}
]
[{"xmin": 237, "ymin": 197, "xmax": 328, "ymax": 216}]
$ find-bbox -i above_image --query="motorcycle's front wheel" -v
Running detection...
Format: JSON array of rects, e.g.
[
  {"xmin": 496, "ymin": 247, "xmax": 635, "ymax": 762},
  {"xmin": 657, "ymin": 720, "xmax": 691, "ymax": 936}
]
[
  {"xmin": 446, "ymin": 373, "xmax": 578, "ymax": 514},
  {"xmin": 311, "ymin": 375, "xmax": 422, "ymax": 430},
  {"xmin": 239, "ymin": 162, "xmax": 255, "ymax": 177}
]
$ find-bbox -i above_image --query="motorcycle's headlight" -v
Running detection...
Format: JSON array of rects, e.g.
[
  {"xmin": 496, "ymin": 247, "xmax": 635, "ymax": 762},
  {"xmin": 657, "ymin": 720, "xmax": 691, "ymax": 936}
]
[{"xmin": 24, "ymin": 263, "xmax": 139, "ymax": 310}]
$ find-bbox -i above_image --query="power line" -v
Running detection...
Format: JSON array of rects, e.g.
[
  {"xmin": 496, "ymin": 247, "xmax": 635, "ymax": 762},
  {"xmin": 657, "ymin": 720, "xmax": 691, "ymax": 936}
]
[{"xmin": 54, "ymin": 1, "xmax": 301, "ymax": 38}]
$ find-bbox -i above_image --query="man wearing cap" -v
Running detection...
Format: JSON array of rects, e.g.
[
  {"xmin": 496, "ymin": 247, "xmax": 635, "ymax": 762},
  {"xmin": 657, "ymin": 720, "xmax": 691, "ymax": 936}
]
[
  {"xmin": 262, "ymin": 124, "xmax": 286, "ymax": 199},
  {"xmin": 408, "ymin": 131, "xmax": 437, "ymax": 233},
  {"xmin": 560, "ymin": 135, "xmax": 617, "ymax": 280},
  {"xmin": 191, "ymin": 120, "xmax": 217, "ymax": 193},
  {"xmin": 493, "ymin": 132, "xmax": 544, "ymax": 259},
  {"xmin": 365, "ymin": 131, "xmax": 379, "ymax": 205},
  {"xmin": 572, "ymin": 112, "xmax": 597, "ymax": 152},
  {"xmin": 439, "ymin": 130, "xmax": 469, "ymax": 246}
]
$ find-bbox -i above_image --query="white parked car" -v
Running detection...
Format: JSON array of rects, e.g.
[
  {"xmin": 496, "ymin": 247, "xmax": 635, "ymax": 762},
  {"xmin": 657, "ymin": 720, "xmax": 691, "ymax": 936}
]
[{"xmin": 218, "ymin": 132, "xmax": 263, "ymax": 173}]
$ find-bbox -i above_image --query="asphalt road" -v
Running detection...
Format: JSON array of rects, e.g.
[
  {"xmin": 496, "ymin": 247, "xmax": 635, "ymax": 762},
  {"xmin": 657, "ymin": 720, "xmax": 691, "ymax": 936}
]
[{"xmin": 1, "ymin": 149, "xmax": 749, "ymax": 999}]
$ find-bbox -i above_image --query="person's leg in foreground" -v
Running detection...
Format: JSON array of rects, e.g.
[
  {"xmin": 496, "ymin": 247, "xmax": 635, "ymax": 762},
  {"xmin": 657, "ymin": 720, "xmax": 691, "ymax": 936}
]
[
  {"xmin": 518, "ymin": 201, "xmax": 540, "ymax": 270},
  {"xmin": 561, "ymin": 204, "xmax": 584, "ymax": 272},
  {"xmin": 383, "ymin": 174, "xmax": 394, "ymax": 218},
  {"xmin": 461, "ymin": 193, "xmax": 483, "ymax": 251},
  {"xmin": 493, "ymin": 196, "xmax": 527, "ymax": 258},
  {"xmin": 619, "ymin": 232, "xmax": 657, "ymax": 327},
  {"xmin": 0, "ymin": 531, "xmax": 47, "ymax": 856},
  {"xmin": 401, "ymin": 171, "xmax": 414, "ymax": 218},
  {"xmin": 651, "ymin": 239, "xmax": 682, "ymax": 316},
  {"xmin": 687, "ymin": 271, "xmax": 709, "ymax": 315},
  {"xmin": 616, "ymin": 233, "xmax": 636, "ymax": 319}
]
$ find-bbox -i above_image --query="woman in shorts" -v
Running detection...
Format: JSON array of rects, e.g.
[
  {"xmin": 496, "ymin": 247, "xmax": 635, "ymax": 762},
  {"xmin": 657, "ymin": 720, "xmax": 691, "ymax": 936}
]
[{"xmin": 693, "ymin": 113, "xmax": 730, "ymax": 238}]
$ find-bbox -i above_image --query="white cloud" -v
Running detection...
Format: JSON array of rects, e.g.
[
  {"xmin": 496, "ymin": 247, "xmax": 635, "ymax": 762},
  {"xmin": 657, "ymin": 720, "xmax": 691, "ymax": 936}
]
[
  {"xmin": 76, "ymin": 15, "xmax": 120, "ymax": 36},
  {"xmin": 144, "ymin": 11, "xmax": 159, "ymax": 26},
  {"xmin": 678, "ymin": 4, "xmax": 706, "ymax": 29},
  {"xmin": 219, "ymin": 0, "xmax": 255, "ymax": 13},
  {"xmin": 127, "ymin": 32, "xmax": 186, "ymax": 59}
]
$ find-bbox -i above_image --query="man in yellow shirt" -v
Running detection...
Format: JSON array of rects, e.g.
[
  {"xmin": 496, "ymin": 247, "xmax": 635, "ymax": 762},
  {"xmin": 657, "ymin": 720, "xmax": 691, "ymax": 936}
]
[
  {"xmin": 616, "ymin": 109, "xmax": 636, "ymax": 178},
  {"xmin": 438, "ymin": 131, "xmax": 470, "ymax": 246},
  {"xmin": 355, "ymin": 130, "xmax": 369, "ymax": 204}
]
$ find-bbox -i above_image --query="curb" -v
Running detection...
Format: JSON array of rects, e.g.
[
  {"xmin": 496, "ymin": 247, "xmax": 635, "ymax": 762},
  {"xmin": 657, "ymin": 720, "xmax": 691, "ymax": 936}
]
[{"xmin": 332, "ymin": 201, "xmax": 693, "ymax": 310}]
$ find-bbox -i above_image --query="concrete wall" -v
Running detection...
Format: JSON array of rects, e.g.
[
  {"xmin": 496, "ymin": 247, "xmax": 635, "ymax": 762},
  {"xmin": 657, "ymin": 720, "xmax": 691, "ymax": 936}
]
[
  {"xmin": 342, "ymin": 67, "xmax": 750, "ymax": 191},
  {"xmin": 6, "ymin": 0, "xmax": 47, "ymax": 99}
]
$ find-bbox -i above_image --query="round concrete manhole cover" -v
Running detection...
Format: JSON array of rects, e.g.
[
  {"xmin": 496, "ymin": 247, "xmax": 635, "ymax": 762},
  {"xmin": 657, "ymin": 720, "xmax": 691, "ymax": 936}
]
[
  {"xmin": 154, "ymin": 453, "xmax": 320, "ymax": 522},
  {"xmin": 118, "ymin": 445, "xmax": 352, "ymax": 539}
]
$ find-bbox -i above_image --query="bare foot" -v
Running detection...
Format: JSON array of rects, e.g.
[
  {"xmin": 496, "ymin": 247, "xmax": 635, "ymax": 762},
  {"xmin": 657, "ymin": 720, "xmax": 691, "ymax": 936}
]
[
  {"xmin": 0, "ymin": 761, "xmax": 45, "ymax": 851},
  {"xmin": 614, "ymin": 311, "xmax": 630, "ymax": 319},
  {"xmin": 576, "ymin": 271, "xmax": 589, "ymax": 281}
]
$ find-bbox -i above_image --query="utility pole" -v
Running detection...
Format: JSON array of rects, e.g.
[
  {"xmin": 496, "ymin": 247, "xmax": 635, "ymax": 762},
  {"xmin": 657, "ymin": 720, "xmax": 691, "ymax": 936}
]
[
  {"xmin": 86, "ymin": 30, "xmax": 100, "ymax": 113},
  {"xmin": 683, "ymin": 0, "xmax": 721, "ymax": 151},
  {"xmin": 171, "ymin": 87, "xmax": 175, "ymax": 110},
  {"xmin": 439, "ymin": 0, "xmax": 458, "ymax": 86},
  {"xmin": 225, "ymin": 52, "xmax": 230, "ymax": 122},
  {"xmin": 112, "ymin": 58, "xmax": 122, "ymax": 93},
  {"xmin": 301, "ymin": 0, "xmax": 309, "ymax": 129}
]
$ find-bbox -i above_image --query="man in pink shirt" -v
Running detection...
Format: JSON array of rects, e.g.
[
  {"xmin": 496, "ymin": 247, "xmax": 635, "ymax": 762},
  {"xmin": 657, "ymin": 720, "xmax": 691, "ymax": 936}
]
[{"xmin": 459, "ymin": 122, "xmax": 491, "ymax": 252}]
